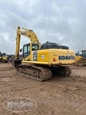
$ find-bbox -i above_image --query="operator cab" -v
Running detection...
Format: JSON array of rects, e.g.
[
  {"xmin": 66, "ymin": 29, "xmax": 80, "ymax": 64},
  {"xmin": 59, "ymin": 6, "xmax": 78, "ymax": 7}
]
[
  {"xmin": 23, "ymin": 43, "xmax": 39, "ymax": 58},
  {"xmin": 22, "ymin": 41, "xmax": 69, "ymax": 58},
  {"xmin": 82, "ymin": 50, "xmax": 86, "ymax": 58},
  {"xmin": 2, "ymin": 53, "xmax": 6, "ymax": 56},
  {"xmin": 0, "ymin": 53, "xmax": 6, "ymax": 57}
]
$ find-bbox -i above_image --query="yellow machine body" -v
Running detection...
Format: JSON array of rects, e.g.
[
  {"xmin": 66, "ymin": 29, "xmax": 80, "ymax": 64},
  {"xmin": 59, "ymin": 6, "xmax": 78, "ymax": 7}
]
[
  {"xmin": 75, "ymin": 55, "xmax": 82, "ymax": 62},
  {"xmin": 22, "ymin": 48, "xmax": 75, "ymax": 65},
  {"xmin": 0, "ymin": 52, "xmax": 8, "ymax": 63},
  {"xmin": 13, "ymin": 26, "xmax": 75, "ymax": 81},
  {"xmin": 75, "ymin": 50, "xmax": 86, "ymax": 66}
]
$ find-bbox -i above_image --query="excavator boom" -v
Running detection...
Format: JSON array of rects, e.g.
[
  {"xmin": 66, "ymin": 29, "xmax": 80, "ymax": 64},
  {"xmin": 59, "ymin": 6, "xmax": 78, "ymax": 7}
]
[{"xmin": 15, "ymin": 26, "xmax": 39, "ymax": 59}]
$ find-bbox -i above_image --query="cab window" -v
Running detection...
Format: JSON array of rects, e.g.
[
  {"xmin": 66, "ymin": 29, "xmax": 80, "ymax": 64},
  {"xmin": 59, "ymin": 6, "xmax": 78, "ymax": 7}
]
[
  {"xmin": 23, "ymin": 44, "xmax": 30, "ymax": 58},
  {"xmin": 82, "ymin": 51, "xmax": 86, "ymax": 58},
  {"xmin": 32, "ymin": 44, "xmax": 39, "ymax": 51},
  {"xmin": 23, "ymin": 46, "xmax": 27, "ymax": 53}
]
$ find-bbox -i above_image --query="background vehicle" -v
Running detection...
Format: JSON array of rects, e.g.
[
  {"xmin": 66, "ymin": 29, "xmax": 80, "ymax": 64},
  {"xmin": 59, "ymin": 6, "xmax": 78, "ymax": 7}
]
[
  {"xmin": 75, "ymin": 50, "xmax": 86, "ymax": 66},
  {"xmin": 0, "ymin": 52, "xmax": 8, "ymax": 63},
  {"xmin": 13, "ymin": 26, "xmax": 75, "ymax": 81}
]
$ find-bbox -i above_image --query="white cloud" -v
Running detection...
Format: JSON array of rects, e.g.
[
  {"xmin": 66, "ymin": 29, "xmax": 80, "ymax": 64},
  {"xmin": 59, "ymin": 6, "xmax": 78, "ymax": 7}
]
[
  {"xmin": 1, "ymin": 33, "xmax": 10, "ymax": 41},
  {"xmin": 0, "ymin": 0, "xmax": 86, "ymax": 54}
]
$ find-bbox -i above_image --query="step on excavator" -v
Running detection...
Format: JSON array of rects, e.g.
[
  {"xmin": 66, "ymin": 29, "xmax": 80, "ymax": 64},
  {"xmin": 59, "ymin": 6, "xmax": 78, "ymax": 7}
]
[{"xmin": 13, "ymin": 26, "xmax": 75, "ymax": 81}]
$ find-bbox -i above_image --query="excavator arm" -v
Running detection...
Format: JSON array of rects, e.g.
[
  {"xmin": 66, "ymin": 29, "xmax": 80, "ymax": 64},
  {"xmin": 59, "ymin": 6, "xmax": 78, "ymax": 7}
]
[{"xmin": 15, "ymin": 26, "xmax": 39, "ymax": 59}]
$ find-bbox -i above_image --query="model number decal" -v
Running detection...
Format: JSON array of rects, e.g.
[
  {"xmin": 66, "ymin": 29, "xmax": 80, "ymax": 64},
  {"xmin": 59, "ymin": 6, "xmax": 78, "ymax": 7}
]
[{"xmin": 59, "ymin": 56, "xmax": 75, "ymax": 60}]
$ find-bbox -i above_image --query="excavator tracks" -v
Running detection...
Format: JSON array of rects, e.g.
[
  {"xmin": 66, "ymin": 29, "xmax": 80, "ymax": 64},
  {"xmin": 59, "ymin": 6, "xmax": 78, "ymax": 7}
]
[
  {"xmin": 64, "ymin": 66, "xmax": 71, "ymax": 76},
  {"xmin": 16, "ymin": 65, "xmax": 52, "ymax": 81},
  {"xmin": 15, "ymin": 64, "xmax": 71, "ymax": 81},
  {"xmin": 51, "ymin": 66, "xmax": 71, "ymax": 76},
  {"xmin": 57, "ymin": 66, "xmax": 71, "ymax": 76}
]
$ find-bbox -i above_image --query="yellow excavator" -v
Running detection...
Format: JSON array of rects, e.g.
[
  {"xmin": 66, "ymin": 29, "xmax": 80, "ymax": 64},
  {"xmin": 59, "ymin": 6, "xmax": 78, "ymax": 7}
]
[
  {"xmin": 13, "ymin": 26, "xmax": 75, "ymax": 81},
  {"xmin": 75, "ymin": 50, "xmax": 86, "ymax": 66},
  {"xmin": 0, "ymin": 52, "xmax": 8, "ymax": 63}
]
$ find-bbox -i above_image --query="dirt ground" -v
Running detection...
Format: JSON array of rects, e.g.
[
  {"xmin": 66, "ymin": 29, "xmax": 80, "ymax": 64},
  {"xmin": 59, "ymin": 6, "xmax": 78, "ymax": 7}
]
[{"xmin": 0, "ymin": 63, "xmax": 86, "ymax": 115}]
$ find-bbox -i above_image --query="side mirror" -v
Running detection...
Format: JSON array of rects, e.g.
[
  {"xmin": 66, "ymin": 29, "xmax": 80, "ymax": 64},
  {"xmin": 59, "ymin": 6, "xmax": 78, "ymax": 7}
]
[{"xmin": 20, "ymin": 49, "xmax": 22, "ymax": 52}]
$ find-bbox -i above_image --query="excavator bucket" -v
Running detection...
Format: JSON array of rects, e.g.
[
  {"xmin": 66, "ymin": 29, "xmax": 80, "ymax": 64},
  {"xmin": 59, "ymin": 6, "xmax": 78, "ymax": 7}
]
[{"xmin": 12, "ymin": 59, "xmax": 21, "ymax": 68}]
